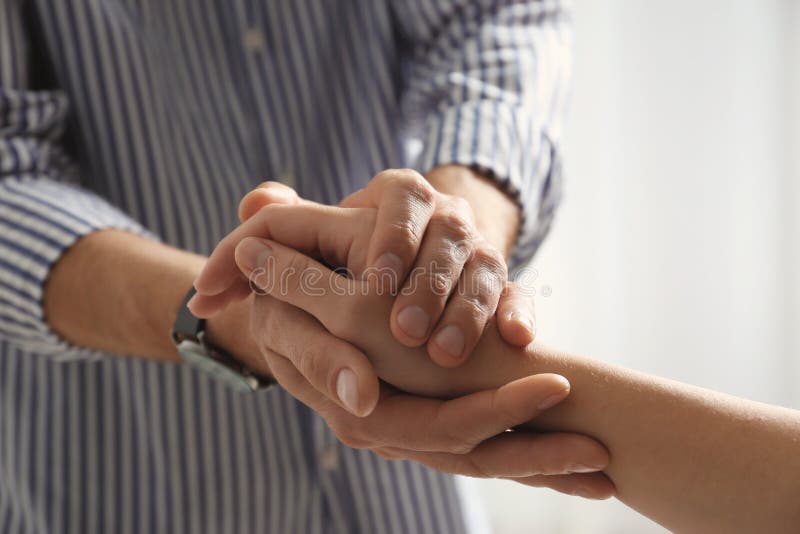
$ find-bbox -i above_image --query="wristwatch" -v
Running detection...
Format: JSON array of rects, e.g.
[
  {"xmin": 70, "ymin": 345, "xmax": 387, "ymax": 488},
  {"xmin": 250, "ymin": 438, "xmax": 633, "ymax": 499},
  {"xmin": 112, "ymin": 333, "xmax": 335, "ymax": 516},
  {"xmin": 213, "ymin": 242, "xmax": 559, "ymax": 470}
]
[{"xmin": 171, "ymin": 287, "xmax": 272, "ymax": 392}]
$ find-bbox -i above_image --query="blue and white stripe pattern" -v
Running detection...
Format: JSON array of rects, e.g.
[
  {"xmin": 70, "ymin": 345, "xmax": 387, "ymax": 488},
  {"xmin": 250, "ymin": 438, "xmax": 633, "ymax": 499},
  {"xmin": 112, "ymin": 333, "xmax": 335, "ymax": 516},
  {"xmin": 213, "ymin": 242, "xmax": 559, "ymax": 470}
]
[{"xmin": 0, "ymin": 0, "xmax": 571, "ymax": 532}]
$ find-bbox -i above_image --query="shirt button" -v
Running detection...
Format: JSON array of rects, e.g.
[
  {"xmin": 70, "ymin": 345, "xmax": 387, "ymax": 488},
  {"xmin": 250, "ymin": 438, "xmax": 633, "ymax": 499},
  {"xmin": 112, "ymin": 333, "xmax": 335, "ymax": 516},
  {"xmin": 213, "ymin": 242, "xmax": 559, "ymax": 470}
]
[
  {"xmin": 321, "ymin": 446, "xmax": 339, "ymax": 471},
  {"xmin": 243, "ymin": 28, "xmax": 267, "ymax": 52}
]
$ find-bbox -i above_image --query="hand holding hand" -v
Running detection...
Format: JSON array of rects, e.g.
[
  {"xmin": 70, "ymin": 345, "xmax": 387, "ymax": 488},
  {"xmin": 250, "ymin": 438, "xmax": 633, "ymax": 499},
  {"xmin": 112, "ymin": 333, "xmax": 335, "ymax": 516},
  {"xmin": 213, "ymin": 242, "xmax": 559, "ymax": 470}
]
[
  {"xmin": 193, "ymin": 194, "xmax": 614, "ymax": 499},
  {"xmin": 193, "ymin": 171, "xmax": 535, "ymax": 368}
]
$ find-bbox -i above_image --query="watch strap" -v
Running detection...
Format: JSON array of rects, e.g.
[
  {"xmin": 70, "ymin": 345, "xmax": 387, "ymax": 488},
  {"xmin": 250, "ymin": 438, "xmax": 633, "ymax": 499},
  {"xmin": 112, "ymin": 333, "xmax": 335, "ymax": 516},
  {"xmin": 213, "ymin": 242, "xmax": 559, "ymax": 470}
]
[{"xmin": 171, "ymin": 287, "xmax": 273, "ymax": 391}]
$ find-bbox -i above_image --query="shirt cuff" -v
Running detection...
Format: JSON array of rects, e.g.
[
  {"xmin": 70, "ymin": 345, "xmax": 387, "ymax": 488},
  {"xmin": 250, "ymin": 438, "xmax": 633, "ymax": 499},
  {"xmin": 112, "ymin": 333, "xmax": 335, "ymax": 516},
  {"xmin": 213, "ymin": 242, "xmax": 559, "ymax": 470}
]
[
  {"xmin": 414, "ymin": 101, "xmax": 563, "ymax": 272},
  {"xmin": 0, "ymin": 176, "xmax": 157, "ymax": 360}
]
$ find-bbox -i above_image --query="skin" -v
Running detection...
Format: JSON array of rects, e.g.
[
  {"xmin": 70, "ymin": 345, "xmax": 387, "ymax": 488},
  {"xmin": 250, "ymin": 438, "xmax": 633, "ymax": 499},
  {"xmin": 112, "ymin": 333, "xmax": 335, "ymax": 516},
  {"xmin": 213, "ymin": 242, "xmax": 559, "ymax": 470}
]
[
  {"xmin": 199, "ymin": 203, "xmax": 800, "ymax": 533},
  {"xmin": 43, "ymin": 165, "xmax": 611, "ymax": 499},
  {"xmin": 191, "ymin": 167, "xmax": 533, "ymax": 367}
]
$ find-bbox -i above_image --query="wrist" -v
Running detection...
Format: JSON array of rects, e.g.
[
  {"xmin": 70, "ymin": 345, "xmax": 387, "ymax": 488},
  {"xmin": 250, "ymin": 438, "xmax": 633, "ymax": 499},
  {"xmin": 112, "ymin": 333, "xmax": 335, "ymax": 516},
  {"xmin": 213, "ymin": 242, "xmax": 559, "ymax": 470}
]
[
  {"xmin": 204, "ymin": 294, "xmax": 273, "ymax": 379},
  {"xmin": 45, "ymin": 229, "xmax": 204, "ymax": 360}
]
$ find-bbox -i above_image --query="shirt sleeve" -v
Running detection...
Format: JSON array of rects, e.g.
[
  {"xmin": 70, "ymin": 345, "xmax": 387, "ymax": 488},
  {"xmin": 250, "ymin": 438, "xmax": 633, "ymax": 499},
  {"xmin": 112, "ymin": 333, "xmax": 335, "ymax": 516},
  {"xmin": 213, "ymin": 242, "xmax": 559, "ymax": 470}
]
[
  {"xmin": 1, "ymin": 1, "xmax": 154, "ymax": 360},
  {"xmin": 391, "ymin": 0, "xmax": 572, "ymax": 269}
]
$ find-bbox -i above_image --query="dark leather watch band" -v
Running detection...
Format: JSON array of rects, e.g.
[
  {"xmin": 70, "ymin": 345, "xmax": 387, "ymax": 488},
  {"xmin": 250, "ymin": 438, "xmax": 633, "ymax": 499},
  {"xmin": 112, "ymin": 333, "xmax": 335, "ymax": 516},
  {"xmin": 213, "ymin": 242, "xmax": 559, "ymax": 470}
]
[{"xmin": 171, "ymin": 287, "xmax": 273, "ymax": 391}]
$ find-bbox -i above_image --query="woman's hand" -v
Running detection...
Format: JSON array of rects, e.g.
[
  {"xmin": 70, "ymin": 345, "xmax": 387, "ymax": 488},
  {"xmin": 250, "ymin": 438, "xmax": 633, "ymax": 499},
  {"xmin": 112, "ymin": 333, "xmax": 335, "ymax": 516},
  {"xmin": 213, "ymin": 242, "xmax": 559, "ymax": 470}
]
[{"xmin": 232, "ymin": 231, "xmax": 613, "ymax": 497}]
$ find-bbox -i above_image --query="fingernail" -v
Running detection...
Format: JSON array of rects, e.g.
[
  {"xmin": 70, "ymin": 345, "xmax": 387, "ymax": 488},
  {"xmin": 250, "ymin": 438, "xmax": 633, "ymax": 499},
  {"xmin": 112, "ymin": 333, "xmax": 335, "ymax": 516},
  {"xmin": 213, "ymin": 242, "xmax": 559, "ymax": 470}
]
[
  {"xmin": 509, "ymin": 310, "xmax": 535, "ymax": 337},
  {"xmin": 373, "ymin": 253, "xmax": 403, "ymax": 288},
  {"xmin": 336, "ymin": 368, "xmax": 360, "ymax": 415},
  {"xmin": 569, "ymin": 464, "xmax": 603, "ymax": 473},
  {"xmin": 537, "ymin": 378, "xmax": 570, "ymax": 410},
  {"xmin": 396, "ymin": 305, "xmax": 430, "ymax": 339},
  {"xmin": 432, "ymin": 325, "xmax": 465, "ymax": 359},
  {"xmin": 238, "ymin": 238, "xmax": 273, "ymax": 272}
]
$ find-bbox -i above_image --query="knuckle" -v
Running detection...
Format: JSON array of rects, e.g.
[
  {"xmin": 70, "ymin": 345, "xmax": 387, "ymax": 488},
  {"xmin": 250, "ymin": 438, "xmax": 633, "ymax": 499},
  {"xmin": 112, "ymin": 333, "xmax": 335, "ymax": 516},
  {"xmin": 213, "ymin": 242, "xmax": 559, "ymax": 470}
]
[
  {"xmin": 296, "ymin": 339, "xmax": 328, "ymax": 385},
  {"xmin": 431, "ymin": 208, "xmax": 474, "ymax": 244},
  {"xmin": 372, "ymin": 168, "xmax": 398, "ymax": 184},
  {"xmin": 397, "ymin": 174, "xmax": 436, "ymax": 207},
  {"xmin": 412, "ymin": 270, "xmax": 455, "ymax": 298},
  {"xmin": 386, "ymin": 218, "xmax": 423, "ymax": 246},
  {"xmin": 456, "ymin": 295, "xmax": 490, "ymax": 324},
  {"xmin": 448, "ymin": 195, "xmax": 473, "ymax": 216},
  {"xmin": 472, "ymin": 246, "xmax": 507, "ymax": 277}
]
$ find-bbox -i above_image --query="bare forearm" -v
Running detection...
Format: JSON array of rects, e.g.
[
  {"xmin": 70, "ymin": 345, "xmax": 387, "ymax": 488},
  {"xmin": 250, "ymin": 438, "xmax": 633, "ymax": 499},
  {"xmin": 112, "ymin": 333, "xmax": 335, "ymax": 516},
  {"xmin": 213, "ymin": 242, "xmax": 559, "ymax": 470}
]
[
  {"xmin": 44, "ymin": 230, "xmax": 262, "ymax": 372},
  {"xmin": 349, "ymin": 295, "xmax": 800, "ymax": 532},
  {"xmin": 523, "ymin": 349, "xmax": 800, "ymax": 533}
]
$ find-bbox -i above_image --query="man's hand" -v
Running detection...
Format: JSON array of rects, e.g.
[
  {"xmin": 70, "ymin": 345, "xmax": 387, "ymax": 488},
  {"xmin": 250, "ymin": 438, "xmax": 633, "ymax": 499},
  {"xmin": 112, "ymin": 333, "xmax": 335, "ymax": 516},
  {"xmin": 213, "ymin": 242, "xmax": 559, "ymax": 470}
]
[
  {"xmin": 232, "ymin": 231, "xmax": 613, "ymax": 499},
  {"xmin": 260, "ymin": 313, "xmax": 612, "ymax": 499},
  {"xmin": 339, "ymin": 168, "xmax": 533, "ymax": 367}
]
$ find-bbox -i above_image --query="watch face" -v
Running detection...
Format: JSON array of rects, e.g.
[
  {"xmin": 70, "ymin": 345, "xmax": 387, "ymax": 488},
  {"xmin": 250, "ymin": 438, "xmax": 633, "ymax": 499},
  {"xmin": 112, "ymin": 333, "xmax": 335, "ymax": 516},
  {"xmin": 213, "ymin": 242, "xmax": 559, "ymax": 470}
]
[{"xmin": 177, "ymin": 340, "xmax": 260, "ymax": 392}]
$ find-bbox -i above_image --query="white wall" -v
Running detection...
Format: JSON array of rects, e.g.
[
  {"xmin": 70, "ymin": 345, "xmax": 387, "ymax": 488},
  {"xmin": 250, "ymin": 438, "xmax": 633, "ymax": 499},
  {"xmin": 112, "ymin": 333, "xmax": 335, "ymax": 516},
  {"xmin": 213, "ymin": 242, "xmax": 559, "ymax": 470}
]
[{"xmin": 476, "ymin": 1, "xmax": 799, "ymax": 532}]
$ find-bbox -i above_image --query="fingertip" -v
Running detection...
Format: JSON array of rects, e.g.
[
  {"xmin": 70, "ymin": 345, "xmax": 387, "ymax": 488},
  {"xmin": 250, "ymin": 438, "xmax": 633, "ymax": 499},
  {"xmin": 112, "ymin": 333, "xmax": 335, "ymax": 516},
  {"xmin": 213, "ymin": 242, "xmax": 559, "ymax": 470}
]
[
  {"xmin": 569, "ymin": 473, "xmax": 616, "ymax": 500},
  {"xmin": 234, "ymin": 236, "xmax": 273, "ymax": 275},
  {"xmin": 193, "ymin": 247, "xmax": 238, "ymax": 296},
  {"xmin": 335, "ymin": 366, "xmax": 380, "ymax": 418},
  {"xmin": 427, "ymin": 349, "xmax": 464, "ymax": 368},
  {"xmin": 498, "ymin": 310, "xmax": 536, "ymax": 346},
  {"xmin": 186, "ymin": 293, "xmax": 221, "ymax": 319},
  {"xmin": 426, "ymin": 338, "xmax": 468, "ymax": 368},
  {"xmin": 192, "ymin": 266, "xmax": 215, "ymax": 295},
  {"xmin": 358, "ymin": 373, "xmax": 381, "ymax": 417},
  {"xmin": 238, "ymin": 184, "xmax": 298, "ymax": 222},
  {"xmin": 390, "ymin": 304, "xmax": 431, "ymax": 348}
]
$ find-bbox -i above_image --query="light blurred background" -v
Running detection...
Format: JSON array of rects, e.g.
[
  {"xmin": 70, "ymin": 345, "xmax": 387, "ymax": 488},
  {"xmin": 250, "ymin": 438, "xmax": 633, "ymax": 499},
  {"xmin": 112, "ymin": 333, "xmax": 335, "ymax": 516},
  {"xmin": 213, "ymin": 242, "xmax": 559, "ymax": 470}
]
[{"xmin": 470, "ymin": 0, "xmax": 799, "ymax": 532}]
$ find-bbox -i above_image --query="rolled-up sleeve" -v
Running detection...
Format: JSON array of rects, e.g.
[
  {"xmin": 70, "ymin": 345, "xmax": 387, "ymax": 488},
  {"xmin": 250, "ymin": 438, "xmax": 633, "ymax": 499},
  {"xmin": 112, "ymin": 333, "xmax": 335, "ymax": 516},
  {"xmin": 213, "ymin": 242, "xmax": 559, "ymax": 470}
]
[
  {"xmin": 1, "ymin": 1, "xmax": 152, "ymax": 359},
  {"xmin": 392, "ymin": 0, "xmax": 572, "ymax": 269}
]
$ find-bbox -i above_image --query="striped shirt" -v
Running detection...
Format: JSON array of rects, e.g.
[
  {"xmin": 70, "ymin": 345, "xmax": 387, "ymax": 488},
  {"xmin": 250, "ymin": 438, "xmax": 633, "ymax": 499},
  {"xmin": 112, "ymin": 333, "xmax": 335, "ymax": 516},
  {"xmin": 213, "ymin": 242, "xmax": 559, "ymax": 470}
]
[{"xmin": 0, "ymin": 1, "xmax": 571, "ymax": 533}]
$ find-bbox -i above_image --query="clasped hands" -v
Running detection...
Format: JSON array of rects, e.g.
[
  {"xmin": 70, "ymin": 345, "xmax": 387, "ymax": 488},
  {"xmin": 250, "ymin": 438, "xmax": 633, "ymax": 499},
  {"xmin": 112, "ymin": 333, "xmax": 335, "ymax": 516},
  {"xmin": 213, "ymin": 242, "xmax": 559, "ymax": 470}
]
[{"xmin": 189, "ymin": 170, "xmax": 614, "ymax": 499}]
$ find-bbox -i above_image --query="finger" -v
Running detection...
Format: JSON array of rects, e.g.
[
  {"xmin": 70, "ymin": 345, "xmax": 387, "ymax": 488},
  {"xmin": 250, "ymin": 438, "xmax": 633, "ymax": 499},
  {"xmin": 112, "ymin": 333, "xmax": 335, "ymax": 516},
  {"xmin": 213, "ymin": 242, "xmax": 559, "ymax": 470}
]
[
  {"xmin": 184, "ymin": 281, "xmax": 252, "ymax": 319},
  {"xmin": 372, "ymin": 446, "xmax": 615, "ymax": 499},
  {"xmin": 352, "ymin": 373, "xmax": 574, "ymax": 453},
  {"xmin": 233, "ymin": 237, "xmax": 363, "ymax": 339},
  {"xmin": 238, "ymin": 181, "xmax": 302, "ymax": 223},
  {"xmin": 376, "ymin": 430, "xmax": 608, "ymax": 478},
  {"xmin": 504, "ymin": 472, "xmax": 616, "ymax": 500},
  {"xmin": 338, "ymin": 187, "xmax": 367, "ymax": 208},
  {"xmin": 362, "ymin": 169, "xmax": 437, "ymax": 287},
  {"xmin": 262, "ymin": 346, "xmax": 342, "ymax": 418},
  {"xmin": 496, "ymin": 282, "xmax": 536, "ymax": 347},
  {"xmin": 192, "ymin": 204, "xmax": 367, "ymax": 305},
  {"xmin": 390, "ymin": 197, "xmax": 476, "ymax": 346},
  {"xmin": 251, "ymin": 295, "xmax": 379, "ymax": 416},
  {"xmin": 427, "ymin": 241, "xmax": 506, "ymax": 366}
]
